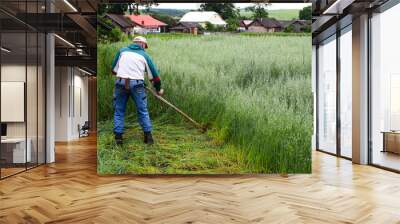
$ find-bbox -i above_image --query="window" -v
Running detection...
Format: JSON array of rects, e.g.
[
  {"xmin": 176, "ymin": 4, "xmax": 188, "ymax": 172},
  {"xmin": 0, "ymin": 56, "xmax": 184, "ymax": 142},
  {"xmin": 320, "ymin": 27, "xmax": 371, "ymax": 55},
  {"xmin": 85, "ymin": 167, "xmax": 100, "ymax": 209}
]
[
  {"xmin": 339, "ymin": 27, "xmax": 352, "ymax": 158},
  {"xmin": 370, "ymin": 3, "xmax": 400, "ymax": 171},
  {"xmin": 318, "ymin": 35, "xmax": 337, "ymax": 154}
]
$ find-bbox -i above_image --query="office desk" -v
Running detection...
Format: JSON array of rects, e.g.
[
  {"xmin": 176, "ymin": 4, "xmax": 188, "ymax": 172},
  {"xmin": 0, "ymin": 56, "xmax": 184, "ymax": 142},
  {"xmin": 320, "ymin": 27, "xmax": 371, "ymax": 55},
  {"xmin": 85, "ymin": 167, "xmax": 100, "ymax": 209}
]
[
  {"xmin": 1, "ymin": 138, "xmax": 31, "ymax": 164},
  {"xmin": 382, "ymin": 131, "xmax": 400, "ymax": 154}
]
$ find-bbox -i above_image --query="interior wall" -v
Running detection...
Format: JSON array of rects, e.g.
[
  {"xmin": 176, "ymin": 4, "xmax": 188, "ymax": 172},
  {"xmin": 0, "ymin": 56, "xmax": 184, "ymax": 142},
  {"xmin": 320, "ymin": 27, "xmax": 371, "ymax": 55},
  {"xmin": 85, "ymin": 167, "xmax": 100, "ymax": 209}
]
[
  {"xmin": 1, "ymin": 65, "xmax": 40, "ymax": 139},
  {"xmin": 55, "ymin": 66, "xmax": 69, "ymax": 141},
  {"xmin": 55, "ymin": 66, "xmax": 89, "ymax": 141},
  {"xmin": 88, "ymin": 77, "xmax": 97, "ymax": 132},
  {"xmin": 71, "ymin": 71, "xmax": 89, "ymax": 138}
]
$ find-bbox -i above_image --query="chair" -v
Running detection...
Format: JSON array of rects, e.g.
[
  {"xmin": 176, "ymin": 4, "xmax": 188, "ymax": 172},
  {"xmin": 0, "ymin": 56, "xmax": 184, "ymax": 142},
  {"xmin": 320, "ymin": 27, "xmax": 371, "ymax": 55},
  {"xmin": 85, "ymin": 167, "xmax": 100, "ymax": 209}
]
[{"xmin": 78, "ymin": 121, "xmax": 90, "ymax": 138}]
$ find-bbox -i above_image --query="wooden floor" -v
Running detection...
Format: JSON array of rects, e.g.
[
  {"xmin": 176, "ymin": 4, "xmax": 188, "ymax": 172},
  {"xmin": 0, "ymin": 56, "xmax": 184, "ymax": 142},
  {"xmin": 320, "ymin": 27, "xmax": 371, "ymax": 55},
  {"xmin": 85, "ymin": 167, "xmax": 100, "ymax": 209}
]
[
  {"xmin": 373, "ymin": 151, "xmax": 400, "ymax": 171},
  {"xmin": 1, "ymin": 136, "xmax": 400, "ymax": 223},
  {"xmin": 1, "ymin": 167, "xmax": 26, "ymax": 178}
]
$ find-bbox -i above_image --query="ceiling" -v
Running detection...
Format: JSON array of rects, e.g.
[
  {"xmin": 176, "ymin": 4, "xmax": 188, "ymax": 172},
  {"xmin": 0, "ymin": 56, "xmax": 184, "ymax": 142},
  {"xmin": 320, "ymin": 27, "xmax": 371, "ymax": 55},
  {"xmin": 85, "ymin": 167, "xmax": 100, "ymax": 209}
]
[
  {"xmin": 103, "ymin": 0, "xmax": 309, "ymax": 2},
  {"xmin": 0, "ymin": 0, "xmax": 97, "ymax": 74}
]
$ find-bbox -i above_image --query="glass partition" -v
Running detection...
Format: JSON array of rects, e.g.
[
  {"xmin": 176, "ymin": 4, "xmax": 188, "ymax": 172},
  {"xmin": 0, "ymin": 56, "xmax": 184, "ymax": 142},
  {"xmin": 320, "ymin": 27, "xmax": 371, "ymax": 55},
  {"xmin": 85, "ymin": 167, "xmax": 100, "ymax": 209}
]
[
  {"xmin": 1, "ymin": 31, "xmax": 28, "ymax": 178},
  {"xmin": 27, "ymin": 31, "xmax": 38, "ymax": 169},
  {"xmin": 0, "ymin": 1, "xmax": 46, "ymax": 179},
  {"xmin": 370, "ymin": 4, "xmax": 400, "ymax": 171},
  {"xmin": 38, "ymin": 32, "xmax": 45, "ymax": 165},
  {"xmin": 317, "ymin": 35, "xmax": 337, "ymax": 154}
]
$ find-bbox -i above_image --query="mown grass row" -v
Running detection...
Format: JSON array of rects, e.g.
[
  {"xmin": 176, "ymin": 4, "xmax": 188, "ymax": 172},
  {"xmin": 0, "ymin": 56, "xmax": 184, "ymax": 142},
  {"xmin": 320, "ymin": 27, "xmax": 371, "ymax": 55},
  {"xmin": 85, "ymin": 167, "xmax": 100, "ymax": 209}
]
[
  {"xmin": 97, "ymin": 34, "xmax": 312, "ymax": 173},
  {"xmin": 98, "ymin": 116, "xmax": 249, "ymax": 174}
]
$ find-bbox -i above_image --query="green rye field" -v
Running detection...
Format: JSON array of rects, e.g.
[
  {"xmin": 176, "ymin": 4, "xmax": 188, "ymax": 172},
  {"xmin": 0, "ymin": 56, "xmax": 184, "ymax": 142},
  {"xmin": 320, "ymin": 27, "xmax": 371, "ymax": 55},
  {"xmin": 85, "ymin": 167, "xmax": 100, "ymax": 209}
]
[{"xmin": 97, "ymin": 33, "xmax": 312, "ymax": 174}]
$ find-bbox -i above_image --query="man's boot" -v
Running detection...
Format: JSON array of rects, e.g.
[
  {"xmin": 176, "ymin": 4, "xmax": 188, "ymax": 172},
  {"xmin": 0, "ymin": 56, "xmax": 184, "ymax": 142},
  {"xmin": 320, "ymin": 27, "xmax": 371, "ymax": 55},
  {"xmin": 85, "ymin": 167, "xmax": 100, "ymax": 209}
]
[
  {"xmin": 115, "ymin": 133, "xmax": 123, "ymax": 145},
  {"xmin": 144, "ymin": 131, "xmax": 154, "ymax": 145}
]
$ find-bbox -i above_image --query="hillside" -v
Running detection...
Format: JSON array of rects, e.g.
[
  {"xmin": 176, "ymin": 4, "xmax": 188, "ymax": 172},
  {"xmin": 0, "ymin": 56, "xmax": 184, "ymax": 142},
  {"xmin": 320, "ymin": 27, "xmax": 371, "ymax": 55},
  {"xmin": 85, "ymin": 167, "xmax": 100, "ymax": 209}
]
[
  {"xmin": 146, "ymin": 8, "xmax": 190, "ymax": 17},
  {"xmin": 240, "ymin": 9, "xmax": 300, "ymax": 20},
  {"xmin": 146, "ymin": 8, "xmax": 300, "ymax": 21}
]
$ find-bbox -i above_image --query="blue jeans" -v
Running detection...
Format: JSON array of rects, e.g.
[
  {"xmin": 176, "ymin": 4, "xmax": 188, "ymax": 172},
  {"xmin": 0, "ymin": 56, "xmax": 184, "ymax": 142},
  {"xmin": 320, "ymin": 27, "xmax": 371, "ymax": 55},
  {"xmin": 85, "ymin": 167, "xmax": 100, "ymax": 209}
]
[{"xmin": 113, "ymin": 79, "xmax": 152, "ymax": 134}]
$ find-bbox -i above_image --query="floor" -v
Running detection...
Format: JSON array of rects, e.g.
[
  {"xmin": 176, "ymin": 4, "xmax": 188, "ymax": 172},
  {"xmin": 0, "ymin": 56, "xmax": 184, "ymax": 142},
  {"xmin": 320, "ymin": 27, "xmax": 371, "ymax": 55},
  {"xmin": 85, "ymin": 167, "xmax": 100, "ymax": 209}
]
[
  {"xmin": 0, "ymin": 136, "xmax": 400, "ymax": 223},
  {"xmin": 372, "ymin": 150, "xmax": 400, "ymax": 171},
  {"xmin": 1, "ymin": 163, "xmax": 45, "ymax": 179},
  {"xmin": 0, "ymin": 167, "xmax": 26, "ymax": 178}
]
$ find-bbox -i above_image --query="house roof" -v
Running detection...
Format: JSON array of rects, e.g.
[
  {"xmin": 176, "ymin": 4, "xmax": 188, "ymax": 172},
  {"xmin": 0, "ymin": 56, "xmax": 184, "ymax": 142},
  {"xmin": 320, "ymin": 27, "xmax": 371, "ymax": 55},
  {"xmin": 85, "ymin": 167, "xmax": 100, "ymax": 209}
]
[
  {"xmin": 249, "ymin": 18, "xmax": 283, "ymax": 29},
  {"xmin": 105, "ymin": 13, "xmax": 134, "ymax": 29},
  {"xmin": 180, "ymin": 11, "xmax": 227, "ymax": 25},
  {"xmin": 98, "ymin": 19, "xmax": 113, "ymax": 31},
  {"xmin": 126, "ymin": 14, "xmax": 167, "ymax": 28},
  {"xmin": 179, "ymin": 22, "xmax": 200, "ymax": 28},
  {"xmin": 280, "ymin": 19, "xmax": 309, "ymax": 28},
  {"xmin": 239, "ymin": 20, "xmax": 253, "ymax": 27},
  {"xmin": 170, "ymin": 22, "xmax": 200, "ymax": 31}
]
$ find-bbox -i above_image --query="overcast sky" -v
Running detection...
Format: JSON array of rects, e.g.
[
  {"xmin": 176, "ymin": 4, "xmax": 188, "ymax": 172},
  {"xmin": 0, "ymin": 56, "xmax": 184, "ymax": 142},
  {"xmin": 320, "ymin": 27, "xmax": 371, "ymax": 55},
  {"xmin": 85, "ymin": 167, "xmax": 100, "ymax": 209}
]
[{"xmin": 151, "ymin": 3, "xmax": 310, "ymax": 10}]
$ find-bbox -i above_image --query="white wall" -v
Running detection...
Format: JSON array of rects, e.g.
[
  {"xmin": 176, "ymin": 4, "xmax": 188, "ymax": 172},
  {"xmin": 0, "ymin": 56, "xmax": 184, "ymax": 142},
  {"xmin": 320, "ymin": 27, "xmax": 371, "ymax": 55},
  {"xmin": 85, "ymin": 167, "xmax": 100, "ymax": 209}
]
[
  {"xmin": 1, "ymin": 65, "xmax": 39, "ymax": 138},
  {"xmin": 1, "ymin": 63, "xmax": 46, "ymax": 164},
  {"xmin": 54, "ymin": 67, "xmax": 89, "ymax": 141},
  {"xmin": 55, "ymin": 66, "xmax": 69, "ymax": 141},
  {"xmin": 71, "ymin": 72, "xmax": 89, "ymax": 138}
]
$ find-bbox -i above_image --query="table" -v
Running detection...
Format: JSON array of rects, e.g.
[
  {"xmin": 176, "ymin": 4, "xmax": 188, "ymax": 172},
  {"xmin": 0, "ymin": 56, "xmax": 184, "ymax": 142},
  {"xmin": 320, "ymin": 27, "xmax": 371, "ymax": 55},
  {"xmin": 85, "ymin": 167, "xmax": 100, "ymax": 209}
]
[
  {"xmin": 381, "ymin": 131, "xmax": 400, "ymax": 154},
  {"xmin": 1, "ymin": 138, "xmax": 31, "ymax": 164}
]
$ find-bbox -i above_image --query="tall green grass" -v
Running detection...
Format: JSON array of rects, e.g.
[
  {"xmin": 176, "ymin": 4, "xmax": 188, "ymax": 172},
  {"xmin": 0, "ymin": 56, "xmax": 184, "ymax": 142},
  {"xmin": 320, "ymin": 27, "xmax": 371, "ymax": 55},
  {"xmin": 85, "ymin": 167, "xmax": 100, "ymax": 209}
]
[{"xmin": 98, "ymin": 34, "xmax": 312, "ymax": 173}]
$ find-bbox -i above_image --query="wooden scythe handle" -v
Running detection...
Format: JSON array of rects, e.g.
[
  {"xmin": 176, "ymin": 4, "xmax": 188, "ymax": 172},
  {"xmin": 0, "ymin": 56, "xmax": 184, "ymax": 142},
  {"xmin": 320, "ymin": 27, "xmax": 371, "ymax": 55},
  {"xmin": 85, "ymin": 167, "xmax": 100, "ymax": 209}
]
[{"xmin": 145, "ymin": 86, "xmax": 205, "ymax": 131}]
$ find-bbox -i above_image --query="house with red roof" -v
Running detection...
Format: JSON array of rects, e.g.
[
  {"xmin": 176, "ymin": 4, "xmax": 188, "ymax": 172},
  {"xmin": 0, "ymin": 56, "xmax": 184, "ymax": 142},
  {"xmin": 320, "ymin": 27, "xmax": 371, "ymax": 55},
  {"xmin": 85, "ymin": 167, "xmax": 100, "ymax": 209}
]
[{"xmin": 126, "ymin": 14, "xmax": 167, "ymax": 34}]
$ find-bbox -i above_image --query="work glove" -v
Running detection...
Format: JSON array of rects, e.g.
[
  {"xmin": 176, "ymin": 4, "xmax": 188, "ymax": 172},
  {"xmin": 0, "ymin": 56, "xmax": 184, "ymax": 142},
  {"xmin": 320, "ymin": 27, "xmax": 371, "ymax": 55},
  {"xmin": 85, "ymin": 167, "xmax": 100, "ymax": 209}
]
[{"xmin": 157, "ymin": 88, "xmax": 164, "ymax": 96}]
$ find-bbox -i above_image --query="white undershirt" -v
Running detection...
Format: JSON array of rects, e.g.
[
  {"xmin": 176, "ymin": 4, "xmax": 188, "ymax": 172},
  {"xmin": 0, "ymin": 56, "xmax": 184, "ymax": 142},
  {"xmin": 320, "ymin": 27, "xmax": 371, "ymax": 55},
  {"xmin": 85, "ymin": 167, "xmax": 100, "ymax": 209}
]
[{"xmin": 114, "ymin": 51, "xmax": 153, "ymax": 80}]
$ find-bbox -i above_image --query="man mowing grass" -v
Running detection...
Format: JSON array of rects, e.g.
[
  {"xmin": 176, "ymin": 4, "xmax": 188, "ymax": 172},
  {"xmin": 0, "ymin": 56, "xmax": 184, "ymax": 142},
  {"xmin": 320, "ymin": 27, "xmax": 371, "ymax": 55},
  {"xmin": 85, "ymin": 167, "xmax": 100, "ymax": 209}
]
[{"xmin": 111, "ymin": 36, "xmax": 164, "ymax": 145}]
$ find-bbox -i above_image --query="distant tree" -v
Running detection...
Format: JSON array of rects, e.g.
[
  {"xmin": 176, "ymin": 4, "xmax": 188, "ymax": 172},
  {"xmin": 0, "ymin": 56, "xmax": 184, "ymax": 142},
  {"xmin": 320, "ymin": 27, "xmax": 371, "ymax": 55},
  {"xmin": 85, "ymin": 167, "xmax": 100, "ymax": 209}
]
[
  {"xmin": 107, "ymin": 4, "xmax": 128, "ymax": 14},
  {"xmin": 132, "ymin": 2, "xmax": 159, "ymax": 14},
  {"xmin": 128, "ymin": 3, "xmax": 138, "ymax": 14},
  {"xmin": 98, "ymin": 4, "xmax": 107, "ymax": 15},
  {"xmin": 109, "ymin": 27, "xmax": 128, "ymax": 42},
  {"xmin": 205, "ymin": 22, "xmax": 216, "ymax": 32},
  {"xmin": 284, "ymin": 24, "xmax": 295, "ymax": 33},
  {"xmin": 97, "ymin": 17, "xmax": 113, "ymax": 39},
  {"xmin": 301, "ymin": 25, "xmax": 311, "ymax": 33},
  {"xmin": 215, "ymin": 25, "xmax": 225, "ymax": 32},
  {"xmin": 97, "ymin": 4, "xmax": 129, "ymax": 15},
  {"xmin": 299, "ymin": 6, "xmax": 312, "ymax": 20},
  {"xmin": 199, "ymin": 3, "xmax": 239, "ymax": 20},
  {"xmin": 150, "ymin": 13, "xmax": 177, "ymax": 27},
  {"xmin": 246, "ymin": 3, "xmax": 269, "ymax": 19},
  {"xmin": 97, "ymin": 17, "xmax": 128, "ymax": 43},
  {"xmin": 226, "ymin": 18, "xmax": 239, "ymax": 32},
  {"xmin": 238, "ymin": 14, "xmax": 252, "ymax": 20}
]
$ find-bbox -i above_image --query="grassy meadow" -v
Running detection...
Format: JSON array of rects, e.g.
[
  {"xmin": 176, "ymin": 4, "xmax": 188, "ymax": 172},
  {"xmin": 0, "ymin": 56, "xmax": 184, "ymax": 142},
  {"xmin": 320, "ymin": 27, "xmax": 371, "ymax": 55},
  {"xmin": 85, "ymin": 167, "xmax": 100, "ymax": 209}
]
[{"xmin": 98, "ymin": 33, "xmax": 312, "ymax": 174}]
